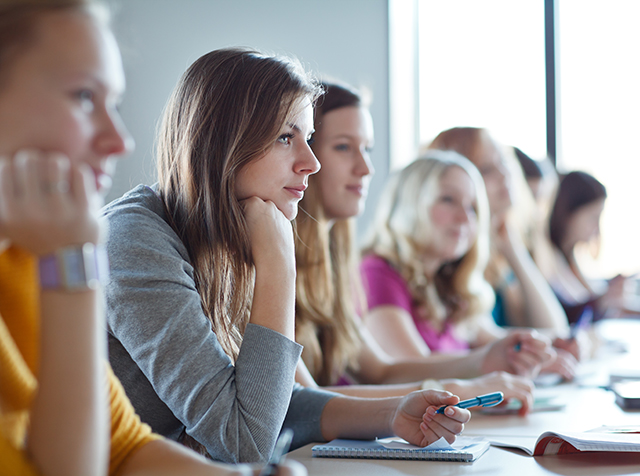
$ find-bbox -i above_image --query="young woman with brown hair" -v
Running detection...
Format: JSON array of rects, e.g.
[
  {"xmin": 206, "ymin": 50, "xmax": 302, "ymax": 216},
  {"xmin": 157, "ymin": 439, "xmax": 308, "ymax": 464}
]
[{"xmin": 103, "ymin": 50, "xmax": 470, "ymax": 465}]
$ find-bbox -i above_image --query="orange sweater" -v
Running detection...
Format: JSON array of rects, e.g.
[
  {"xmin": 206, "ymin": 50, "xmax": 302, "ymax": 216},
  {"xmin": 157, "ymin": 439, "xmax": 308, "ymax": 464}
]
[{"xmin": 0, "ymin": 246, "xmax": 159, "ymax": 475}]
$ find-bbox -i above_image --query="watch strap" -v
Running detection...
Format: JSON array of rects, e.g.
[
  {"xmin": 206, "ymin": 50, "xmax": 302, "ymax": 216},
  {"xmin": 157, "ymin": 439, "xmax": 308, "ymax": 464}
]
[{"xmin": 39, "ymin": 243, "xmax": 109, "ymax": 291}]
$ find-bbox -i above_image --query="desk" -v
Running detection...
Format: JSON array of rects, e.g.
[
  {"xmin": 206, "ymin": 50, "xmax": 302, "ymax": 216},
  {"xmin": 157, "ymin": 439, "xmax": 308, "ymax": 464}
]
[{"xmin": 289, "ymin": 320, "xmax": 640, "ymax": 475}]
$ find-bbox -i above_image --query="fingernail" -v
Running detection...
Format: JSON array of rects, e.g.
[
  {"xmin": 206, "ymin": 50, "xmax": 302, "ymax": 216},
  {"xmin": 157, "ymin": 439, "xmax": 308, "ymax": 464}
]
[{"xmin": 445, "ymin": 407, "xmax": 455, "ymax": 416}]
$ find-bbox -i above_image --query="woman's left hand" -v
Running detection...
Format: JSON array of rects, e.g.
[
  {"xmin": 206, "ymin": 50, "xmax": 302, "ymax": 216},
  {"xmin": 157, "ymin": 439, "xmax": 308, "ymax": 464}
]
[{"xmin": 481, "ymin": 330, "xmax": 555, "ymax": 379}]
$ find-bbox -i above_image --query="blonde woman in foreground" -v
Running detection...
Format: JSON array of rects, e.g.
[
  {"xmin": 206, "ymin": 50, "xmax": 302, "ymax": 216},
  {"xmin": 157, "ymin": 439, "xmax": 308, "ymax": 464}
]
[{"xmin": 0, "ymin": 1, "xmax": 303, "ymax": 474}]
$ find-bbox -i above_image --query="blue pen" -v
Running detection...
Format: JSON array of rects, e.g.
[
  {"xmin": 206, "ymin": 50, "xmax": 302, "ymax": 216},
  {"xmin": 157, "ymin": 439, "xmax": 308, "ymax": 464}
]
[
  {"xmin": 436, "ymin": 391, "xmax": 504, "ymax": 414},
  {"xmin": 569, "ymin": 306, "xmax": 593, "ymax": 340}
]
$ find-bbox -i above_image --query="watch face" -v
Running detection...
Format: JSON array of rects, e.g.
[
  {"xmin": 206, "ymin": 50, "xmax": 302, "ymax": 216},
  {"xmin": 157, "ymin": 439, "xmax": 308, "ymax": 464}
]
[
  {"xmin": 39, "ymin": 244, "xmax": 106, "ymax": 290},
  {"xmin": 61, "ymin": 247, "xmax": 88, "ymax": 289}
]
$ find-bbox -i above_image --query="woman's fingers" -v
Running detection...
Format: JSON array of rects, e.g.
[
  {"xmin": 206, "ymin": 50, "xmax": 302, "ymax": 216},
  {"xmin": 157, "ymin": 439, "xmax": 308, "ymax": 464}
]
[
  {"xmin": 420, "ymin": 406, "xmax": 469, "ymax": 445},
  {"xmin": 0, "ymin": 150, "xmax": 101, "ymax": 254}
]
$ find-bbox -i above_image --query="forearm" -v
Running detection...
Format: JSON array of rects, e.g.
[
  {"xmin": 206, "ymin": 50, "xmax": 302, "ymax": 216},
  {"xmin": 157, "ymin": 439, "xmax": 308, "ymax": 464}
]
[
  {"xmin": 120, "ymin": 439, "xmax": 252, "ymax": 476},
  {"xmin": 27, "ymin": 290, "xmax": 109, "ymax": 476},
  {"xmin": 320, "ymin": 395, "xmax": 397, "ymax": 441},
  {"xmin": 502, "ymin": 240, "xmax": 568, "ymax": 332},
  {"xmin": 321, "ymin": 383, "xmax": 421, "ymax": 398},
  {"xmin": 250, "ymin": 263, "xmax": 296, "ymax": 340},
  {"xmin": 374, "ymin": 351, "xmax": 485, "ymax": 383}
]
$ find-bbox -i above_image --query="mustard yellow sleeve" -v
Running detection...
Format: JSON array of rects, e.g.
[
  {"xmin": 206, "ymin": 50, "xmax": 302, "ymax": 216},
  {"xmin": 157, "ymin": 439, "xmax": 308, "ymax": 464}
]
[
  {"xmin": 107, "ymin": 366, "xmax": 161, "ymax": 476},
  {"xmin": 0, "ymin": 433, "xmax": 39, "ymax": 476}
]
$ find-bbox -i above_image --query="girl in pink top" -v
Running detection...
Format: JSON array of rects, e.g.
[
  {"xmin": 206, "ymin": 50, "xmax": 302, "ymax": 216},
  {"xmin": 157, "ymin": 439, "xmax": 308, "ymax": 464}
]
[{"xmin": 361, "ymin": 151, "xmax": 556, "ymax": 388}]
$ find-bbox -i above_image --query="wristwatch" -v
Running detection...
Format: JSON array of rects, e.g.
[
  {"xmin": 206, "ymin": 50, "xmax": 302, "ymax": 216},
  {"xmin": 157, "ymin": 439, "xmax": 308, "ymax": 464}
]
[{"xmin": 39, "ymin": 243, "xmax": 109, "ymax": 291}]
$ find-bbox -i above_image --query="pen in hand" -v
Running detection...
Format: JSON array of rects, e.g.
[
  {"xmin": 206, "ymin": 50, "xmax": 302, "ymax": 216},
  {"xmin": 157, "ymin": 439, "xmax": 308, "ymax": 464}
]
[
  {"xmin": 259, "ymin": 428, "xmax": 294, "ymax": 476},
  {"xmin": 569, "ymin": 306, "xmax": 593, "ymax": 340},
  {"xmin": 436, "ymin": 392, "xmax": 504, "ymax": 414}
]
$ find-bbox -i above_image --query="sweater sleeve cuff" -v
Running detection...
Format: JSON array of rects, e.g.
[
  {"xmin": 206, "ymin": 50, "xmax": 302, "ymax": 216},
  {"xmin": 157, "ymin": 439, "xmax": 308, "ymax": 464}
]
[{"xmin": 284, "ymin": 383, "xmax": 337, "ymax": 449}]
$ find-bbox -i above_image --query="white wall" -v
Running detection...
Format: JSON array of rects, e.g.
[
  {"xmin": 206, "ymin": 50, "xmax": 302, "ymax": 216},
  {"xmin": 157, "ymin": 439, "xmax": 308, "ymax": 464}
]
[{"xmin": 106, "ymin": 0, "xmax": 390, "ymax": 236}]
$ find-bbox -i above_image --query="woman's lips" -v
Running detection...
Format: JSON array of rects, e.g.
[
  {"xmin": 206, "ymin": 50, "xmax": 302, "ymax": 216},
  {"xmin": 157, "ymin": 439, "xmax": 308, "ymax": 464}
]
[
  {"xmin": 346, "ymin": 184, "xmax": 365, "ymax": 196},
  {"xmin": 284, "ymin": 184, "xmax": 307, "ymax": 199}
]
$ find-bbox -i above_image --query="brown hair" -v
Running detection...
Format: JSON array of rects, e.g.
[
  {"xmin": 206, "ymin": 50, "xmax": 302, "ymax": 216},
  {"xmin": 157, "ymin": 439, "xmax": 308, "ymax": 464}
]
[
  {"xmin": 157, "ymin": 47, "xmax": 322, "ymax": 361},
  {"xmin": 0, "ymin": 0, "xmax": 102, "ymax": 85},
  {"xmin": 549, "ymin": 171, "xmax": 607, "ymax": 261},
  {"xmin": 294, "ymin": 81, "xmax": 365, "ymax": 386}
]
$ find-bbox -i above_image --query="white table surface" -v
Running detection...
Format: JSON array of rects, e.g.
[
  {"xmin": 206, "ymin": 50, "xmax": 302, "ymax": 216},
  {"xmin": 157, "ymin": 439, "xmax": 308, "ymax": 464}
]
[{"xmin": 288, "ymin": 320, "xmax": 640, "ymax": 475}]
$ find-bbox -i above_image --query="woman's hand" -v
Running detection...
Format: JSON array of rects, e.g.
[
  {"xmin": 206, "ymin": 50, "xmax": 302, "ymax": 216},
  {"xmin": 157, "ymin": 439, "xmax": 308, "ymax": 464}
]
[
  {"xmin": 392, "ymin": 390, "xmax": 470, "ymax": 446},
  {"xmin": 443, "ymin": 371, "xmax": 535, "ymax": 416},
  {"xmin": 242, "ymin": 196, "xmax": 297, "ymax": 339},
  {"xmin": 599, "ymin": 274, "xmax": 627, "ymax": 314},
  {"xmin": 480, "ymin": 330, "xmax": 555, "ymax": 379},
  {"xmin": 539, "ymin": 347, "xmax": 578, "ymax": 381},
  {"xmin": 0, "ymin": 150, "xmax": 101, "ymax": 255},
  {"xmin": 242, "ymin": 196, "xmax": 295, "ymax": 272}
]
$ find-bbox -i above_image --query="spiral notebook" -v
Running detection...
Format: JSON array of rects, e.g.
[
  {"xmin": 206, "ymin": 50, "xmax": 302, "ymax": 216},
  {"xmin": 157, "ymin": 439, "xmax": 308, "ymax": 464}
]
[{"xmin": 311, "ymin": 436, "xmax": 489, "ymax": 462}]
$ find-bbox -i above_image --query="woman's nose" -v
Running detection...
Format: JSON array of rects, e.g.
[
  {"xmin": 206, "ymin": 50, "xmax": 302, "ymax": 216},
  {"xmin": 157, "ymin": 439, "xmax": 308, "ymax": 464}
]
[
  {"xmin": 296, "ymin": 143, "xmax": 321, "ymax": 175},
  {"xmin": 355, "ymin": 149, "xmax": 375, "ymax": 177},
  {"xmin": 95, "ymin": 110, "xmax": 134, "ymax": 159}
]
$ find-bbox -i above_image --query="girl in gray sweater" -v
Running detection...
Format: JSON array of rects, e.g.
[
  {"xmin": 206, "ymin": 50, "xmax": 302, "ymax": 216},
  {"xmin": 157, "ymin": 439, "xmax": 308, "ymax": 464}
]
[{"xmin": 102, "ymin": 47, "xmax": 470, "ymax": 465}]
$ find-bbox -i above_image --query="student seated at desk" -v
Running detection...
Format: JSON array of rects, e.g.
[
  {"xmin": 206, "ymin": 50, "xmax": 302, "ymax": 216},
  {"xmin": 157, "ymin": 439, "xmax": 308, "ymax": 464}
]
[
  {"xmin": 424, "ymin": 128, "xmax": 568, "ymax": 334},
  {"xmin": 293, "ymin": 81, "xmax": 544, "ymax": 413},
  {"xmin": 0, "ymin": 2, "xmax": 303, "ymax": 475},
  {"xmin": 360, "ymin": 151, "xmax": 577, "ymax": 383},
  {"xmin": 540, "ymin": 171, "xmax": 640, "ymax": 322},
  {"xmin": 102, "ymin": 48, "xmax": 471, "ymax": 464}
]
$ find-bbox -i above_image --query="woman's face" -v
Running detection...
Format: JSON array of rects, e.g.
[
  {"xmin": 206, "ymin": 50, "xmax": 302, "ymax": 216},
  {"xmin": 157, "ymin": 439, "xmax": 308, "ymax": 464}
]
[
  {"xmin": 312, "ymin": 106, "xmax": 375, "ymax": 220},
  {"xmin": 425, "ymin": 166, "xmax": 478, "ymax": 263},
  {"xmin": 469, "ymin": 140, "xmax": 512, "ymax": 220},
  {"xmin": 235, "ymin": 100, "xmax": 320, "ymax": 220},
  {"xmin": 566, "ymin": 199, "xmax": 605, "ymax": 246},
  {"xmin": 0, "ymin": 11, "xmax": 132, "ymax": 195}
]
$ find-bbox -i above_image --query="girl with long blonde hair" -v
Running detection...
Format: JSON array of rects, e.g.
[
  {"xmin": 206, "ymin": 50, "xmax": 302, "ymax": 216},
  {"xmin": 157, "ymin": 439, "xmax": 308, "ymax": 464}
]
[
  {"xmin": 0, "ymin": 4, "xmax": 306, "ymax": 476},
  {"xmin": 293, "ymin": 83, "xmax": 551, "ymax": 413},
  {"xmin": 362, "ymin": 151, "xmax": 501, "ymax": 354}
]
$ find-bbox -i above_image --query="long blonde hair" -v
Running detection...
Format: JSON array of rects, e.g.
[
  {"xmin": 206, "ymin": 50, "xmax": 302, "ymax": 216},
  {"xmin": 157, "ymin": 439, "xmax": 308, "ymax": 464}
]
[
  {"xmin": 294, "ymin": 82, "xmax": 364, "ymax": 386},
  {"xmin": 157, "ymin": 48, "xmax": 322, "ymax": 361},
  {"xmin": 363, "ymin": 150, "xmax": 494, "ymax": 325}
]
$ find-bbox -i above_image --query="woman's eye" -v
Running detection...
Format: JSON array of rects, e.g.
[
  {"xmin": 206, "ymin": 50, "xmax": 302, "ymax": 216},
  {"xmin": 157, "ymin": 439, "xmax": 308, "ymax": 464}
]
[
  {"xmin": 334, "ymin": 144, "xmax": 349, "ymax": 152},
  {"xmin": 307, "ymin": 136, "xmax": 315, "ymax": 146},
  {"xmin": 440, "ymin": 195, "xmax": 455, "ymax": 203},
  {"xmin": 277, "ymin": 133, "xmax": 294, "ymax": 145},
  {"xmin": 75, "ymin": 89, "xmax": 95, "ymax": 112}
]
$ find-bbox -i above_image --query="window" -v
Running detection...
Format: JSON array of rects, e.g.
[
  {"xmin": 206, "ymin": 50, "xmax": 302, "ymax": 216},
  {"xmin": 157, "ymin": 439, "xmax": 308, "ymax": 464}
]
[
  {"xmin": 558, "ymin": 0, "xmax": 640, "ymax": 278},
  {"xmin": 390, "ymin": 0, "xmax": 638, "ymax": 278}
]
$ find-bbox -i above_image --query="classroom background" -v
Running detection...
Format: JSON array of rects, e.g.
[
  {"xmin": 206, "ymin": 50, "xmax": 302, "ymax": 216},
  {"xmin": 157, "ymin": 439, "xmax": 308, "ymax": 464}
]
[{"xmin": 105, "ymin": 0, "xmax": 640, "ymax": 280}]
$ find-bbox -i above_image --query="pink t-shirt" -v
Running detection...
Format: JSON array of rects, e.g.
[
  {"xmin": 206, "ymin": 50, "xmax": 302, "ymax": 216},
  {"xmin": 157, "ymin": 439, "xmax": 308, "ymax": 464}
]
[{"xmin": 360, "ymin": 254, "xmax": 468, "ymax": 353}]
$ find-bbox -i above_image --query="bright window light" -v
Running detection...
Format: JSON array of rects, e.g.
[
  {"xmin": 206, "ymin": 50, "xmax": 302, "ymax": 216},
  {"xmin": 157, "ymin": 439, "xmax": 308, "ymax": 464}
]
[
  {"xmin": 558, "ymin": 0, "xmax": 640, "ymax": 278},
  {"xmin": 417, "ymin": 0, "xmax": 546, "ymax": 159}
]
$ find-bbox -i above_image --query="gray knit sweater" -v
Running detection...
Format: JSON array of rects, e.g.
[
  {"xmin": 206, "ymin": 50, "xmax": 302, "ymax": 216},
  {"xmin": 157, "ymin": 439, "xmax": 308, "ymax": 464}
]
[{"xmin": 102, "ymin": 184, "xmax": 335, "ymax": 464}]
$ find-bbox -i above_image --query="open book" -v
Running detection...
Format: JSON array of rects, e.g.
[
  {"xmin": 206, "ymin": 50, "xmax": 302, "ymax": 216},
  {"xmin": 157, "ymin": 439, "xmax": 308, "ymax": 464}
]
[
  {"xmin": 489, "ymin": 427, "xmax": 640, "ymax": 456},
  {"xmin": 312, "ymin": 436, "xmax": 489, "ymax": 462}
]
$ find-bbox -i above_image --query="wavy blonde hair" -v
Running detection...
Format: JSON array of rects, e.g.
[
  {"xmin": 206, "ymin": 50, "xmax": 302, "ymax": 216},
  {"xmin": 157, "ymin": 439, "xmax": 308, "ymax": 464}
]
[
  {"xmin": 294, "ymin": 82, "xmax": 365, "ymax": 386},
  {"xmin": 157, "ymin": 48, "xmax": 322, "ymax": 361},
  {"xmin": 362, "ymin": 150, "xmax": 494, "ymax": 325}
]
